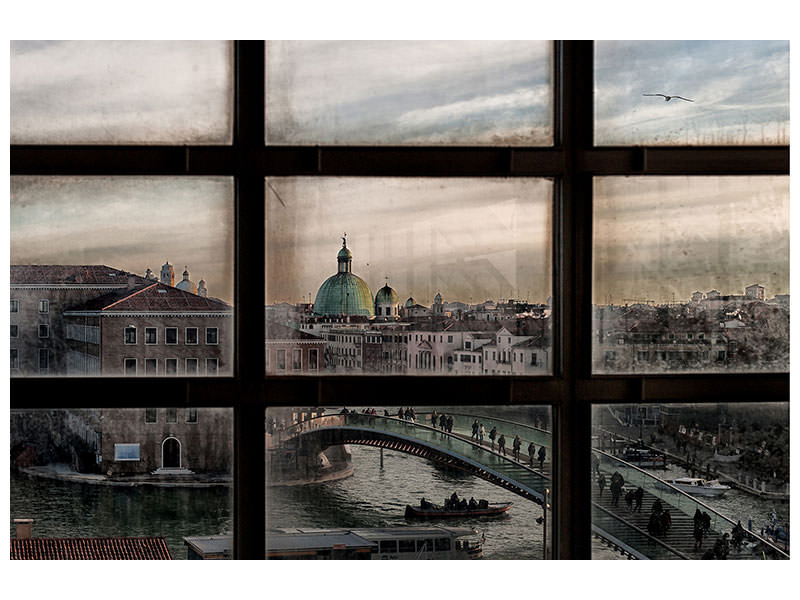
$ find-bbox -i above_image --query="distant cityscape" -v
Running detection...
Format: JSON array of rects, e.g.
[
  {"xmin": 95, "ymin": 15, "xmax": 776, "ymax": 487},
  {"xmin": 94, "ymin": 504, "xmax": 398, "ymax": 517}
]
[{"xmin": 266, "ymin": 238, "xmax": 789, "ymax": 375}]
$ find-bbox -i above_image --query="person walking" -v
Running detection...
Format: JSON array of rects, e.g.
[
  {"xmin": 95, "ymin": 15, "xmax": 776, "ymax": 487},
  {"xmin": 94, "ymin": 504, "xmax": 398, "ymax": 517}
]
[
  {"xmin": 537, "ymin": 445, "xmax": 546, "ymax": 470},
  {"xmin": 512, "ymin": 435, "xmax": 521, "ymax": 461},
  {"xmin": 489, "ymin": 426, "xmax": 497, "ymax": 450},
  {"xmin": 472, "ymin": 420, "xmax": 479, "ymax": 440},
  {"xmin": 478, "ymin": 424, "xmax": 485, "ymax": 446},
  {"xmin": 633, "ymin": 486, "xmax": 644, "ymax": 512},
  {"xmin": 447, "ymin": 415, "xmax": 453, "ymax": 433},
  {"xmin": 693, "ymin": 509, "xmax": 705, "ymax": 550},
  {"xmin": 598, "ymin": 473, "xmax": 606, "ymax": 497},
  {"xmin": 528, "ymin": 441, "xmax": 535, "ymax": 466},
  {"xmin": 431, "ymin": 411, "xmax": 438, "ymax": 429},
  {"xmin": 439, "ymin": 413, "xmax": 446, "ymax": 431},
  {"xmin": 498, "ymin": 434, "xmax": 506, "ymax": 455}
]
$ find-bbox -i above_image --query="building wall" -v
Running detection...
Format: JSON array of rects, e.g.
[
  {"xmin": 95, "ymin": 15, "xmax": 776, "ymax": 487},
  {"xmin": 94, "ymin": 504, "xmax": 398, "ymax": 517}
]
[
  {"xmin": 99, "ymin": 408, "xmax": 232, "ymax": 475},
  {"xmin": 266, "ymin": 340, "xmax": 325, "ymax": 374},
  {"xmin": 98, "ymin": 314, "xmax": 232, "ymax": 376}
]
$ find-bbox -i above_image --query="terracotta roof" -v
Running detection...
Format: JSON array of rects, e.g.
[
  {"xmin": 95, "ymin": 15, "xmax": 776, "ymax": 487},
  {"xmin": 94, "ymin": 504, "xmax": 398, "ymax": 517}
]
[
  {"xmin": 10, "ymin": 265, "xmax": 144, "ymax": 285},
  {"xmin": 10, "ymin": 536, "xmax": 172, "ymax": 560},
  {"xmin": 66, "ymin": 282, "xmax": 231, "ymax": 312}
]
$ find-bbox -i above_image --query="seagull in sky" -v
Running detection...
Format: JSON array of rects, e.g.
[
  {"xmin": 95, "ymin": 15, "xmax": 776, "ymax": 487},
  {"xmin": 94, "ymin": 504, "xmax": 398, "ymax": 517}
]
[{"xmin": 643, "ymin": 93, "xmax": 694, "ymax": 102}]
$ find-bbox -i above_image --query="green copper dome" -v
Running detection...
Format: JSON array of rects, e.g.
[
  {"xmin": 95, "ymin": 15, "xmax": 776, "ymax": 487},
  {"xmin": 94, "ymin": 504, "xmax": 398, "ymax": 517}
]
[
  {"xmin": 313, "ymin": 238, "xmax": 374, "ymax": 317},
  {"xmin": 375, "ymin": 284, "xmax": 399, "ymax": 305}
]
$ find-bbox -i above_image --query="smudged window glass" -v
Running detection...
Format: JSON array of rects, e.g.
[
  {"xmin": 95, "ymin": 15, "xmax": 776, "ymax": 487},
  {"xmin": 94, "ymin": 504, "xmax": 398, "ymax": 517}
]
[
  {"xmin": 266, "ymin": 41, "xmax": 553, "ymax": 145},
  {"xmin": 592, "ymin": 176, "xmax": 789, "ymax": 374},
  {"xmin": 595, "ymin": 41, "xmax": 789, "ymax": 145}
]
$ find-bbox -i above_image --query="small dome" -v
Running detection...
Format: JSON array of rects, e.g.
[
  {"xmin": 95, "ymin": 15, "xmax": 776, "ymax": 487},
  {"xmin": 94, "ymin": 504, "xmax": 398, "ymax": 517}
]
[
  {"xmin": 375, "ymin": 284, "xmax": 399, "ymax": 305},
  {"xmin": 337, "ymin": 246, "xmax": 353, "ymax": 260},
  {"xmin": 175, "ymin": 265, "xmax": 198, "ymax": 295},
  {"xmin": 405, "ymin": 297, "xmax": 415, "ymax": 308}
]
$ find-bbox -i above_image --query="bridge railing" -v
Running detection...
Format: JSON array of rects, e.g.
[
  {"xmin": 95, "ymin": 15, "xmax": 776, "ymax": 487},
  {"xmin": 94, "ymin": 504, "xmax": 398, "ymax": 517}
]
[{"xmin": 594, "ymin": 449, "xmax": 789, "ymax": 559}]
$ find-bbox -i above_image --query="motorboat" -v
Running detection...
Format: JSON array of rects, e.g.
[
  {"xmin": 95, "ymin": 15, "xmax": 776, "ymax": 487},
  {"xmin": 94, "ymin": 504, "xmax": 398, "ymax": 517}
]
[
  {"xmin": 405, "ymin": 500, "xmax": 512, "ymax": 519},
  {"xmin": 664, "ymin": 477, "xmax": 730, "ymax": 497},
  {"xmin": 621, "ymin": 446, "xmax": 667, "ymax": 469}
]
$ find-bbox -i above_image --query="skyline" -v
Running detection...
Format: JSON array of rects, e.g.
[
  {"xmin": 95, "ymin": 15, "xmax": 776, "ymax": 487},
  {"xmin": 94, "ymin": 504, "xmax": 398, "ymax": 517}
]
[{"xmin": 10, "ymin": 177, "xmax": 235, "ymax": 304}]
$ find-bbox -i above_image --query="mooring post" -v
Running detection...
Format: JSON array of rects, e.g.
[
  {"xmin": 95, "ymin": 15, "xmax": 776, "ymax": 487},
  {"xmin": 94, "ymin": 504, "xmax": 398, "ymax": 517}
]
[{"xmin": 380, "ymin": 447, "xmax": 384, "ymax": 468}]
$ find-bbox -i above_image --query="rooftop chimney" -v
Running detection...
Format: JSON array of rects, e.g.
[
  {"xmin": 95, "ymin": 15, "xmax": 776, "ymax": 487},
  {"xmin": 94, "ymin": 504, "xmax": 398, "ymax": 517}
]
[{"xmin": 14, "ymin": 518, "xmax": 33, "ymax": 539}]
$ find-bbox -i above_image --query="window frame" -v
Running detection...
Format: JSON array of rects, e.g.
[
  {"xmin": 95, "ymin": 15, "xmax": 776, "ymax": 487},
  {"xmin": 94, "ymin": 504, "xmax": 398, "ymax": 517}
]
[{"xmin": 9, "ymin": 41, "xmax": 789, "ymax": 560}]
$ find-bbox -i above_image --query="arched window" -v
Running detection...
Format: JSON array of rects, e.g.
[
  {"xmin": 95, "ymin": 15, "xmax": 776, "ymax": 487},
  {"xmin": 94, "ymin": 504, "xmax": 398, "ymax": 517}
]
[{"xmin": 161, "ymin": 436, "xmax": 181, "ymax": 469}]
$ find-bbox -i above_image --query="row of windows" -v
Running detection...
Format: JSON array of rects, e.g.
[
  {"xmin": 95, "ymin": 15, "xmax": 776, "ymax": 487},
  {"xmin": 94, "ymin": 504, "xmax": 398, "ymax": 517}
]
[
  {"xmin": 10, "ymin": 324, "xmax": 50, "ymax": 338},
  {"xmin": 123, "ymin": 357, "xmax": 219, "ymax": 376},
  {"xmin": 9, "ymin": 348, "xmax": 49, "ymax": 371},
  {"xmin": 10, "ymin": 299, "xmax": 49, "ymax": 313},
  {"xmin": 124, "ymin": 326, "xmax": 218, "ymax": 346},
  {"xmin": 266, "ymin": 348, "xmax": 319, "ymax": 370},
  {"xmin": 144, "ymin": 407, "xmax": 198, "ymax": 424}
]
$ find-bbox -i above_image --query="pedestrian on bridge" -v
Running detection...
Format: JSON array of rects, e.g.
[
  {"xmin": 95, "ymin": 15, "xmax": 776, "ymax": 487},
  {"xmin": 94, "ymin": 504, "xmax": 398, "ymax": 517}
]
[
  {"xmin": 537, "ymin": 445, "xmax": 546, "ymax": 470},
  {"xmin": 513, "ymin": 435, "xmax": 521, "ymax": 460},
  {"xmin": 439, "ymin": 413, "xmax": 447, "ymax": 431},
  {"xmin": 472, "ymin": 420, "xmax": 479, "ymax": 440},
  {"xmin": 693, "ymin": 509, "xmax": 705, "ymax": 550},
  {"xmin": 598, "ymin": 473, "xmax": 606, "ymax": 497},
  {"xmin": 591, "ymin": 453, "xmax": 599, "ymax": 477},
  {"xmin": 498, "ymin": 434, "xmax": 507, "ymax": 455},
  {"xmin": 528, "ymin": 441, "xmax": 536, "ymax": 466},
  {"xmin": 479, "ymin": 424, "xmax": 485, "ymax": 445},
  {"xmin": 447, "ymin": 415, "xmax": 454, "ymax": 433},
  {"xmin": 431, "ymin": 411, "xmax": 438, "ymax": 428},
  {"xmin": 634, "ymin": 487, "xmax": 644, "ymax": 512},
  {"xmin": 489, "ymin": 427, "xmax": 497, "ymax": 450}
]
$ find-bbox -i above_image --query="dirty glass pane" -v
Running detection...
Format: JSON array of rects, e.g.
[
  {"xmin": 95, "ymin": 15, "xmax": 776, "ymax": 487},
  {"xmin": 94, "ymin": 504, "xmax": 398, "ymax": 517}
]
[
  {"xmin": 595, "ymin": 41, "xmax": 789, "ymax": 145},
  {"xmin": 266, "ymin": 41, "xmax": 553, "ymax": 145},
  {"xmin": 590, "ymin": 403, "xmax": 789, "ymax": 560},
  {"xmin": 265, "ymin": 177, "xmax": 552, "ymax": 375},
  {"xmin": 593, "ymin": 176, "xmax": 789, "ymax": 374},
  {"xmin": 10, "ymin": 177, "xmax": 234, "ymax": 377},
  {"xmin": 11, "ymin": 408, "xmax": 232, "ymax": 560},
  {"xmin": 10, "ymin": 41, "xmax": 233, "ymax": 144},
  {"xmin": 265, "ymin": 406, "xmax": 553, "ymax": 560}
]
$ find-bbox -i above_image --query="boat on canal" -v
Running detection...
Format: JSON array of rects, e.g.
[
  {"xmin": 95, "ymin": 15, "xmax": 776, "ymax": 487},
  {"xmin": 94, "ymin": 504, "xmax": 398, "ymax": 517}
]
[
  {"xmin": 621, "ymin": 446, "xmax": 667, "ymax": 469},
  {"xmin": 405, "ymin": 499, "xmax": 513, "ymax": 519},
  {"xmin": 664, "ymin": 477, "xmax": 731, "ymax": 497}
]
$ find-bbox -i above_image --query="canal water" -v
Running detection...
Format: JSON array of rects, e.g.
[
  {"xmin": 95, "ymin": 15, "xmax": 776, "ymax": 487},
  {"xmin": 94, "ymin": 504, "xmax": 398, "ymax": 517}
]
[{"xmin": 10, "ymin": 448, "xmax": 787, "ymax": 560}]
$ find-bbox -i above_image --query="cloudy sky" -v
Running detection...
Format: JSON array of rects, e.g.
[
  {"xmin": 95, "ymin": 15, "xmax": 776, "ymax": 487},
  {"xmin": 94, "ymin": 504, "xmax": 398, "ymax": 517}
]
[
  {"xmin": 266, "ymin": 177, "xmax": 552, "ymax": 306},
  {"xmin": 595, "ymin": 40, "xmax": 789, "ymax": 145},
  {"xmin": 10, "ymin": 177, "xmax": 235, "ymax": 304},
  {"xmin": 10, "ymin": 41, "xmax": 232, "ymax": 144},
  {"xmin": 266, "ymin": 40, "xmax": 553, "ymax": 145},
  {"xmin": 594, "ymin": 176, "xmax": 789, "ymax": 304}
]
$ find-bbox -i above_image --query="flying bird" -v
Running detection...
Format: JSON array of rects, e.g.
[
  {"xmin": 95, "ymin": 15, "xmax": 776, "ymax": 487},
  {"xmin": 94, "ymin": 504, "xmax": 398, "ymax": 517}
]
[{"xmin": 643, "ymin": 93, "xmax": 694, "ymax": 102}]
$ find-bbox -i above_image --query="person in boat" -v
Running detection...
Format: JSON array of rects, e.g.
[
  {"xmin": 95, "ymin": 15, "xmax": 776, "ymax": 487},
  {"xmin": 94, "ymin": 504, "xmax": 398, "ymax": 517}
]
[
  {"xmin": 468, "ymin": 497, "xmax": 478, "ymax": 510},
  {"xmin": 420, "ymin": 497, "xmax": 433, "ymax": 509},
  {"xmin": 450, "ymin": 492, "xmax": 460, "ymax": 507},
  {"xmin": 459, "ymin": 498, "xmax": 468, "ymax": 510},
  {"xmin": 537, "ymin": 445, "xmax": 546, "ymax": 470},
  {"xmin": 489, "ymin": 427, "xmax": 497, "ymax": 450},
  {"xmin": 528, "ymin": 441, "xmax": 536, "ymax": 467},
  {"xmin": 498, "ymin": 434, "xmax": 507, "ymax": 455}
]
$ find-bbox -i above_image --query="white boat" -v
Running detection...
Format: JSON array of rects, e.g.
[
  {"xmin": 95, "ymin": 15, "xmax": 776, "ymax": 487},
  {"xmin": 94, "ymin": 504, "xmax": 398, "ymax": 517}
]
[{"xmin": 665, "ymin": 477, "xmax": 730, "ymax": 497}]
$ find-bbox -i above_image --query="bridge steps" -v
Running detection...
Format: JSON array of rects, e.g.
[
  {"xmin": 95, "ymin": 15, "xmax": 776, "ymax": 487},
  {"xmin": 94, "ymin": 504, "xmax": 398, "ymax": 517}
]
[{"xmin": 591, "ymin": 478, "xmax": 753, "ymax": 559}]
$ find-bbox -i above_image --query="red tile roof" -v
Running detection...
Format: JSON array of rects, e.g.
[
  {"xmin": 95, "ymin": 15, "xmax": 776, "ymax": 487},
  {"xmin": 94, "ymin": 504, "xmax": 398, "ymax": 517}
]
[
  {"xmin": 67, "ymin": 282, "xmax": 232, "ymax": 312},
  {"xmin": 10, "ymin": 536, "xmax": 172, "ymax": 560},
  {"xmin": 10, "ymin": 265, "xmax": 145, "ymax": 285}
]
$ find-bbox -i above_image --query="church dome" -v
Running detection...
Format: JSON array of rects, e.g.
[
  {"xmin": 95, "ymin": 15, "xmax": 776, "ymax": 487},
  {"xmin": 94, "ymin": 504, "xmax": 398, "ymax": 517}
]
[
  {"xmin": 375, "ymin": 284, "xmax": 399, "ymax": 305},
  {"xmin": 175, "ymin": 266, "xmax": 198, "ymax": 295},
  {"xmin": 405, "ymin": 297, "xmax": 415, "ymax": 308},
  {"xmin": 313, "ymin": 238, "xmax": 374, "ymax": 317}
]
